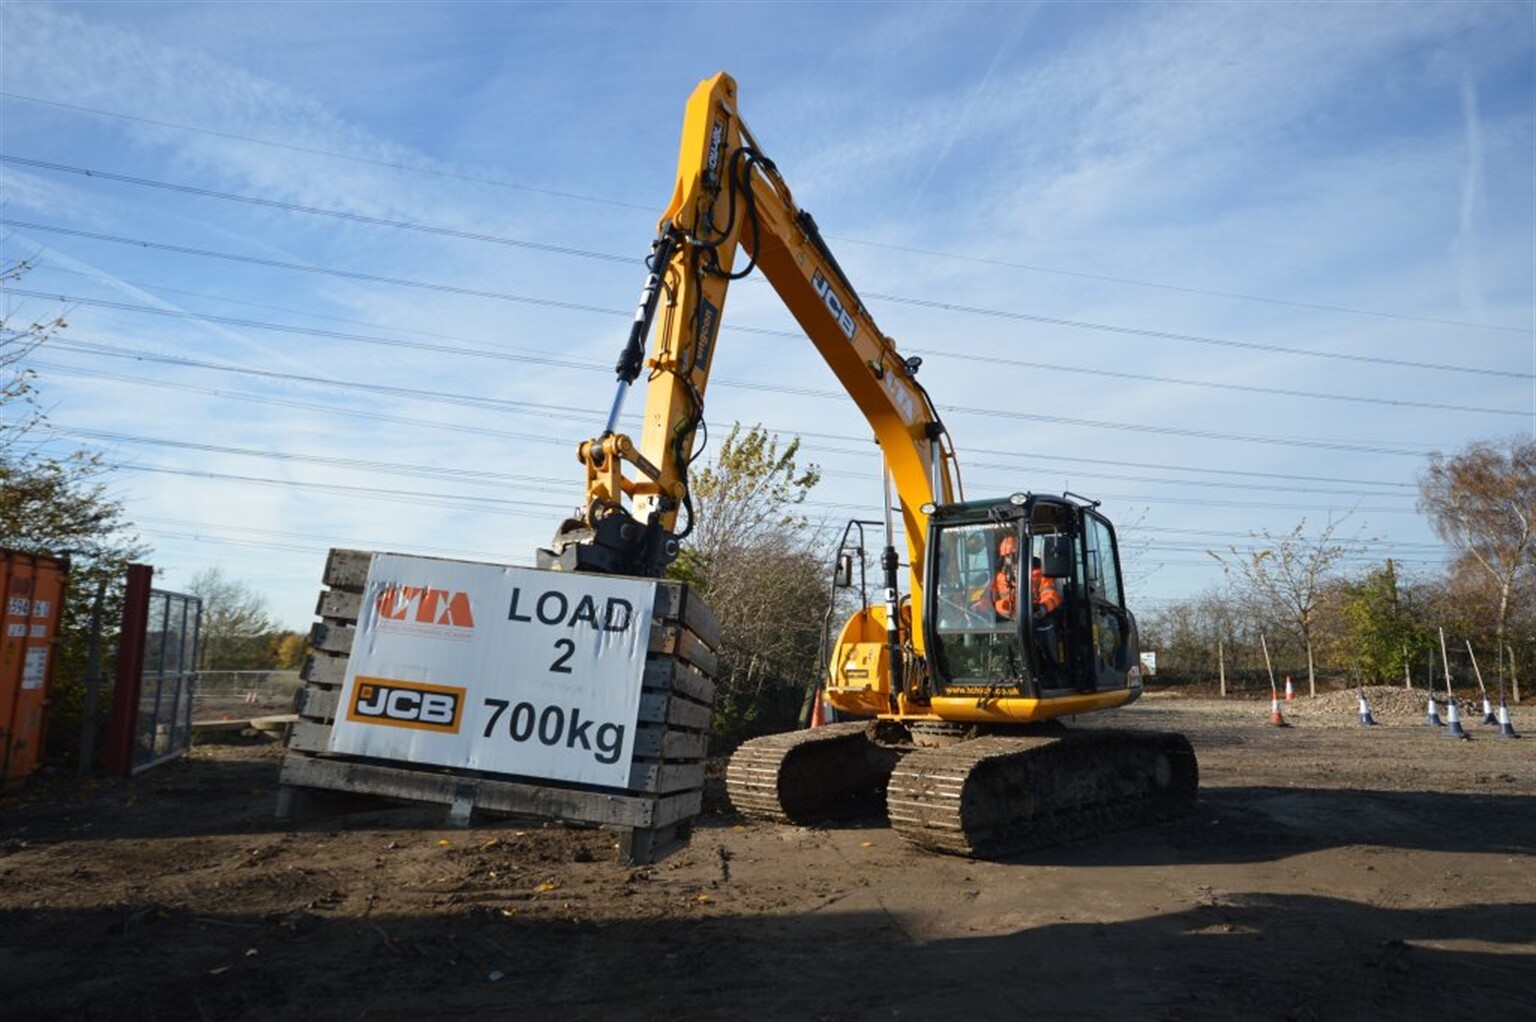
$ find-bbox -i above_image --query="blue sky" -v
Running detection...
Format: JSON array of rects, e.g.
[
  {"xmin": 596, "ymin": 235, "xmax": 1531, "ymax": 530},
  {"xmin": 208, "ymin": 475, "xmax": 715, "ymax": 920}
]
[{"xmin": 2, "ymin": 0, "xmax": 1532, "ymax": 631}]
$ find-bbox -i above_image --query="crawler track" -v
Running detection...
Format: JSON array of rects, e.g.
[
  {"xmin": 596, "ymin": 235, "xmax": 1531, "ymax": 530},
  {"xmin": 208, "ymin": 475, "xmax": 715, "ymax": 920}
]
[
  {"xmin": 725, "ymin": 722, "xmax": 902, "ymax": 823},
  {"xmin": 728, "ymin": 723, "xmax": 1198, "ymax": 858},
  {"xmin": 886, "ymin": 730, "xmax": 1199, "ymax": 857}
]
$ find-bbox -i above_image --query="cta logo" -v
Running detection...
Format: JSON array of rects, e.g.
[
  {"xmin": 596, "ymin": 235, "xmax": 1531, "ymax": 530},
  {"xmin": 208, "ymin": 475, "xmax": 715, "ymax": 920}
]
[
  {"xmin": 375, "ymin": 584, "xmax": 475, "ymax": 638},
  {"xmin": 347, "ymin": 677, "xmax": 466, "ymax": 733}
]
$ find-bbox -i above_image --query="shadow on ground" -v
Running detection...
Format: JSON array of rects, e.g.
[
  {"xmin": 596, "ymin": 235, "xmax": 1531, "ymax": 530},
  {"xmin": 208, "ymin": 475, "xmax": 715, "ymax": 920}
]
[{"xmin": 2, "ymin": 892, "xmax": 1529, "ymax": 1022}]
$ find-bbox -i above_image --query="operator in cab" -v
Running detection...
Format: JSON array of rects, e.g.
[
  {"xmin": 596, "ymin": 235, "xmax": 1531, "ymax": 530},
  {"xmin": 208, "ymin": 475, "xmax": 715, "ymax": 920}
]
[
  {"xmin": 1029, "ymin": 555, "xmax": 1063, "ymax": 621},
  {"xmin": 976, "ymin": 536, "xmax": 1061, "ymax": 622}
]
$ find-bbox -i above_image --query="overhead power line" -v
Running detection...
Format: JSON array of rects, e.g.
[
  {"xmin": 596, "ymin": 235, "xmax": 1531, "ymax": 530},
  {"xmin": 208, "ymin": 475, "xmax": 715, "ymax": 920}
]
[
  {"xmin": 34, "ymin": 355, "xmax": 1425, "ymax": 494},
  {"xmin": 117, "ymin": 462, "xmax": 1414, "ymax": 517},
  {"xmin": 30, "ymin": 356, "xmax": 589, "ymax": 445},
  {"xmin": 11, "ymin": 288, "xmax": 597, "ymax": 369},
  {"xmin": 831, "ymin": 236, "xmax": 1529, "ymax": 336},
  {"xmin": 110, "ymin": 462, "xmax": 578, "ymax": 514},
  {"xmin": 82, "ymin": 444, "xmax": 1414, "ymax": 520},
  {"xmin": 4, "ymin": 219, "xmax": 625, "ymax": 318},
  {"xmin": 891, "ymin": 296, "xmax": 1531, "ymax": 379},
  {"xmin": 51, "ymin": 425, "xmax": 575, "ymax": 489},
  {"xmin": 47, "ymin": 333, "xmax": 1444, "ymax": 457},
  {"xmin": 7, "ymin": 219, "xmax": 1529, "ymax": 382},
  {"xmin": 132, "ymin": 515, "xmax": 1442, "ymax": 575},
  {"xmin": 136, "ymin": 514, "xmax": 528, "ymax": 565},
  {"xmin": 3, "ymin": 100, "xmax": 1523, "ymax": 335},
  {"xmin": 49, "ymin": 419, "xmax": 1415, "ymax": 503},
  {"xmin": 0, "ymin": 154, "xmax": 635, "ymax": 265},
  {"xmin": 0, "ymin": 94, "xmax": 649, "ymax": 211},
  {"xmin": 10, "ymin": 285, "xmax": 1527, "ymax": 418}
]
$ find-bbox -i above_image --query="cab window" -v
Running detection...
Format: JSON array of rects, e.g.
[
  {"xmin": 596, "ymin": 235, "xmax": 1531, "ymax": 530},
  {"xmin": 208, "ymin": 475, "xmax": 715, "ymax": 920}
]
[
  {"xmin": 1084, "ymin": 513, "xmax": 1123, "ymax": 608},
  {"xmin": 930, "ymin": 522, "xmax": 1026, "ymax": 685}
]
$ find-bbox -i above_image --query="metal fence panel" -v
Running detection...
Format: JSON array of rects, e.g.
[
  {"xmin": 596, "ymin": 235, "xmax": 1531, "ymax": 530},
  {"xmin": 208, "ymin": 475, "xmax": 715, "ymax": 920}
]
[{"xmin": 131, "ymin": 590, "xmax": 202, "ymax": 775}]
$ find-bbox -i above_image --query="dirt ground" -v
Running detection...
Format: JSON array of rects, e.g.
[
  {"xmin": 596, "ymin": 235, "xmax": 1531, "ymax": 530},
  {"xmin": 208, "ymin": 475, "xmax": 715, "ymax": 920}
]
[{"xmin": 2, "ymin": 688, "xmax": 1531, "ymax": 1022}]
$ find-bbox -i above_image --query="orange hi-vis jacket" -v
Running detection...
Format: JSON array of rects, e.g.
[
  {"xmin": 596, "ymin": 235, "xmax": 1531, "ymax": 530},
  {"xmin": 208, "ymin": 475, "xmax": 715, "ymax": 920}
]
[
  {"xmin": 1032, "ymin": 568, "xmax": 1063, "ymax": 615},
  {"xmin": 992, "ymin": 564, "xmax": 1062, "ymax": 619}
]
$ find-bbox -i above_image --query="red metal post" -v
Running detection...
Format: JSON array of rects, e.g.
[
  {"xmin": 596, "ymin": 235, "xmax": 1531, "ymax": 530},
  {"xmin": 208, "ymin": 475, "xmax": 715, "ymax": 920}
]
[{"xmin": 101, "ymin": 564, "xmax": 153, "ymax": 778}]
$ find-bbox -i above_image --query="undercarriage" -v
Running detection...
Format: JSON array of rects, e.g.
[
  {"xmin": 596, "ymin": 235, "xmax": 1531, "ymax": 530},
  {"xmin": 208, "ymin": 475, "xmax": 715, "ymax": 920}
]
[{"xmin": 725, "ymin": 721, "xmax": 1198, "ymax": 858}]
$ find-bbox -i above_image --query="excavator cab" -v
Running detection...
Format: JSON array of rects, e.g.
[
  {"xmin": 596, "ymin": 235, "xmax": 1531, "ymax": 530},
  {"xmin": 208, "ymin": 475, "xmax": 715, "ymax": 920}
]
[{"xmin": 923, "ymin": 493, "xmax": 1140, "ymax": 699}]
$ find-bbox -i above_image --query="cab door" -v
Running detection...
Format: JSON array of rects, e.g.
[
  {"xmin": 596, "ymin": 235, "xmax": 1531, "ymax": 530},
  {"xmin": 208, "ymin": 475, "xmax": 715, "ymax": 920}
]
[{"xmin": 1082, "ymin": 511, "xmax": 1136, "ymax": 690}]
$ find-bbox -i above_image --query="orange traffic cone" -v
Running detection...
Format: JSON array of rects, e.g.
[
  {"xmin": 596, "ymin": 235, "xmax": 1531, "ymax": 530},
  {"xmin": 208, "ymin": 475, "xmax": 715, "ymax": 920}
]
[
  {"xmin": 1284, "ymin": 676, "xmax": 1295, "ymax": 702},
  {"xmin": 1270, "ymin": 696, "xmax": 1289, "ymax": 727},
  {"xmin": 809, "ymin": 690, "xmax": 826, "ymax": 728}
]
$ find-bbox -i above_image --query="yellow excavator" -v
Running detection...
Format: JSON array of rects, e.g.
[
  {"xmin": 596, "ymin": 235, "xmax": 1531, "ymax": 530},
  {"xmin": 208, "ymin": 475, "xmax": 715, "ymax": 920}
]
[{"xmin": 539, "ymin": 72, "xmax": 1197, "ymax": 857}]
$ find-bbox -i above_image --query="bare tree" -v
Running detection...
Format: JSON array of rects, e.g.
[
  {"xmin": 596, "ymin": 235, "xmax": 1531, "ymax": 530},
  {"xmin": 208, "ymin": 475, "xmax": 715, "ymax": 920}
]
[
  {"xmin": 188, "ymin": 568, "xmax": 277, "ymax": 670},
  {"xmin": 1140, "ymin": 590, "xmax": 1241, "ymax": 687},
  {"xmin": 1419, "ymin": 437, "xmax": 1536, "ymax": 692},
  {"xmin": 1, "ymin": 254, "xmax": 71, "ymax": 456},
  {"xmin": 1210, "ymin": 514, "xmax": 1366, "ymax": 696}
]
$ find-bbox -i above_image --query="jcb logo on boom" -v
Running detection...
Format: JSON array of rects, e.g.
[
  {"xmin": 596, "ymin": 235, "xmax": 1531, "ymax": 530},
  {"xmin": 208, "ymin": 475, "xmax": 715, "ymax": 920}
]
[
  {"xmin": 883, "ymin": 371, "xmax": 918, "ymax": 425},
  {"xmin": 375, "ymin": 585, "xmax": 475, "ymax": 631},
  {"xmin": 812, "ymin": 269, "xmax": 857, "ymax": 341},
  {"xmin": 347, "ymin": 677, "xmax": 466, "ymax": 734}
]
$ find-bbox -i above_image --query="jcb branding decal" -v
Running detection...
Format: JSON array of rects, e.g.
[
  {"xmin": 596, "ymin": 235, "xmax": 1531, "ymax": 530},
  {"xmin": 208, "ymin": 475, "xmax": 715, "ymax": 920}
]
[
  {"xmin": 347, "ymin": 677, "xmax": 466, "ymax": 733},
  {"xmin": 375, "ymin": 585, "xmax": 475, "ymax": 637},
  {"xmin": 883, "ymin": 370, "xmax": 918, "ymax": 424},
  {"xmin": 694, "ymin": 298, "xmax": 720, "ymax": 371},
  {"xmin": 812, "ymin": 269, "xmax": 857, "ymax": 341},
  {"xmin": 707, "ymin": 120, "xmax": 726, "ymax": 178}
]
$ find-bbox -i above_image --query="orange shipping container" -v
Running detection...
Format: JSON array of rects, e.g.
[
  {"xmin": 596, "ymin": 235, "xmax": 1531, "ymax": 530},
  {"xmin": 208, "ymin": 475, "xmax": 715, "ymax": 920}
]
[{"xmin": 0, "ymin": 550, "xmax": 68, "ymax": 786}]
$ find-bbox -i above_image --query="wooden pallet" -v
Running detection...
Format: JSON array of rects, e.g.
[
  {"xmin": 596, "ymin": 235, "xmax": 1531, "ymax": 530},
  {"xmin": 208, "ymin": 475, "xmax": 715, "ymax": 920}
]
[{"xmin": 277, "ymin": 549, "xmax": 719, "ymax": 864}]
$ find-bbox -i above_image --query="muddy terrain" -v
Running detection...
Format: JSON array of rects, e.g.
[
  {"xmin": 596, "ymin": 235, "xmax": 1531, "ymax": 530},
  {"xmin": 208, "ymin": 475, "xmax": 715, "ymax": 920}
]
[{"xmin": 2, "ymin": 689, "xmax": 1531, "ymax": 1021}]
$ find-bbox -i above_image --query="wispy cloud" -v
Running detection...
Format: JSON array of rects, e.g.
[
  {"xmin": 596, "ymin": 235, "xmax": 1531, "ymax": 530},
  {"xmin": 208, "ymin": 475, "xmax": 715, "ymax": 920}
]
[{"xmin": 1454, "ymin": 66, "xmax": 1487, "ymax": 318}]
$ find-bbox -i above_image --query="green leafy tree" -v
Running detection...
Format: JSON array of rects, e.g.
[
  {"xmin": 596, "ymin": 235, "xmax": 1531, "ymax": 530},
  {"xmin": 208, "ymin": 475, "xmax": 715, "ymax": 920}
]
[
  {"xmin": 0, "ymin": 455, "xmax": 150, "ymax": 761},
  {"xmin": 187, "ymin": 567, "xmax": 277, "ymax": 670},
  {"xmin": 671, "ymin": 423, "xmax": 827, "ymax": 747},
  {"xmin": 686, "ymin": 423, "xmax": 821, "ymax": 557},
  {"xmin": 1334, "ymin": 560, "xmax": 1431, "ymax": 684}
]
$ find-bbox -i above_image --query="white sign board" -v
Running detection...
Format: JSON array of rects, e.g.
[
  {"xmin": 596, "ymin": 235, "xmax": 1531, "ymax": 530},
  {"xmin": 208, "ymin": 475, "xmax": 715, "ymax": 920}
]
[
  {"xmin": 327, "ymin": 554, "xmax": 657, "ymax": 789},
  {"xmin": 1139, "ymin": 651, "xmax": 1157, "ymax": 676}
]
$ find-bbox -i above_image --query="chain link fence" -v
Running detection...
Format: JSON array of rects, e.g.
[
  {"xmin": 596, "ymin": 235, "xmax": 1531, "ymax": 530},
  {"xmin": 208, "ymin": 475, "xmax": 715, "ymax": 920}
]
[{"xmin": 194, "ymin": 670, "xmax": 303, "ymax": 721}]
